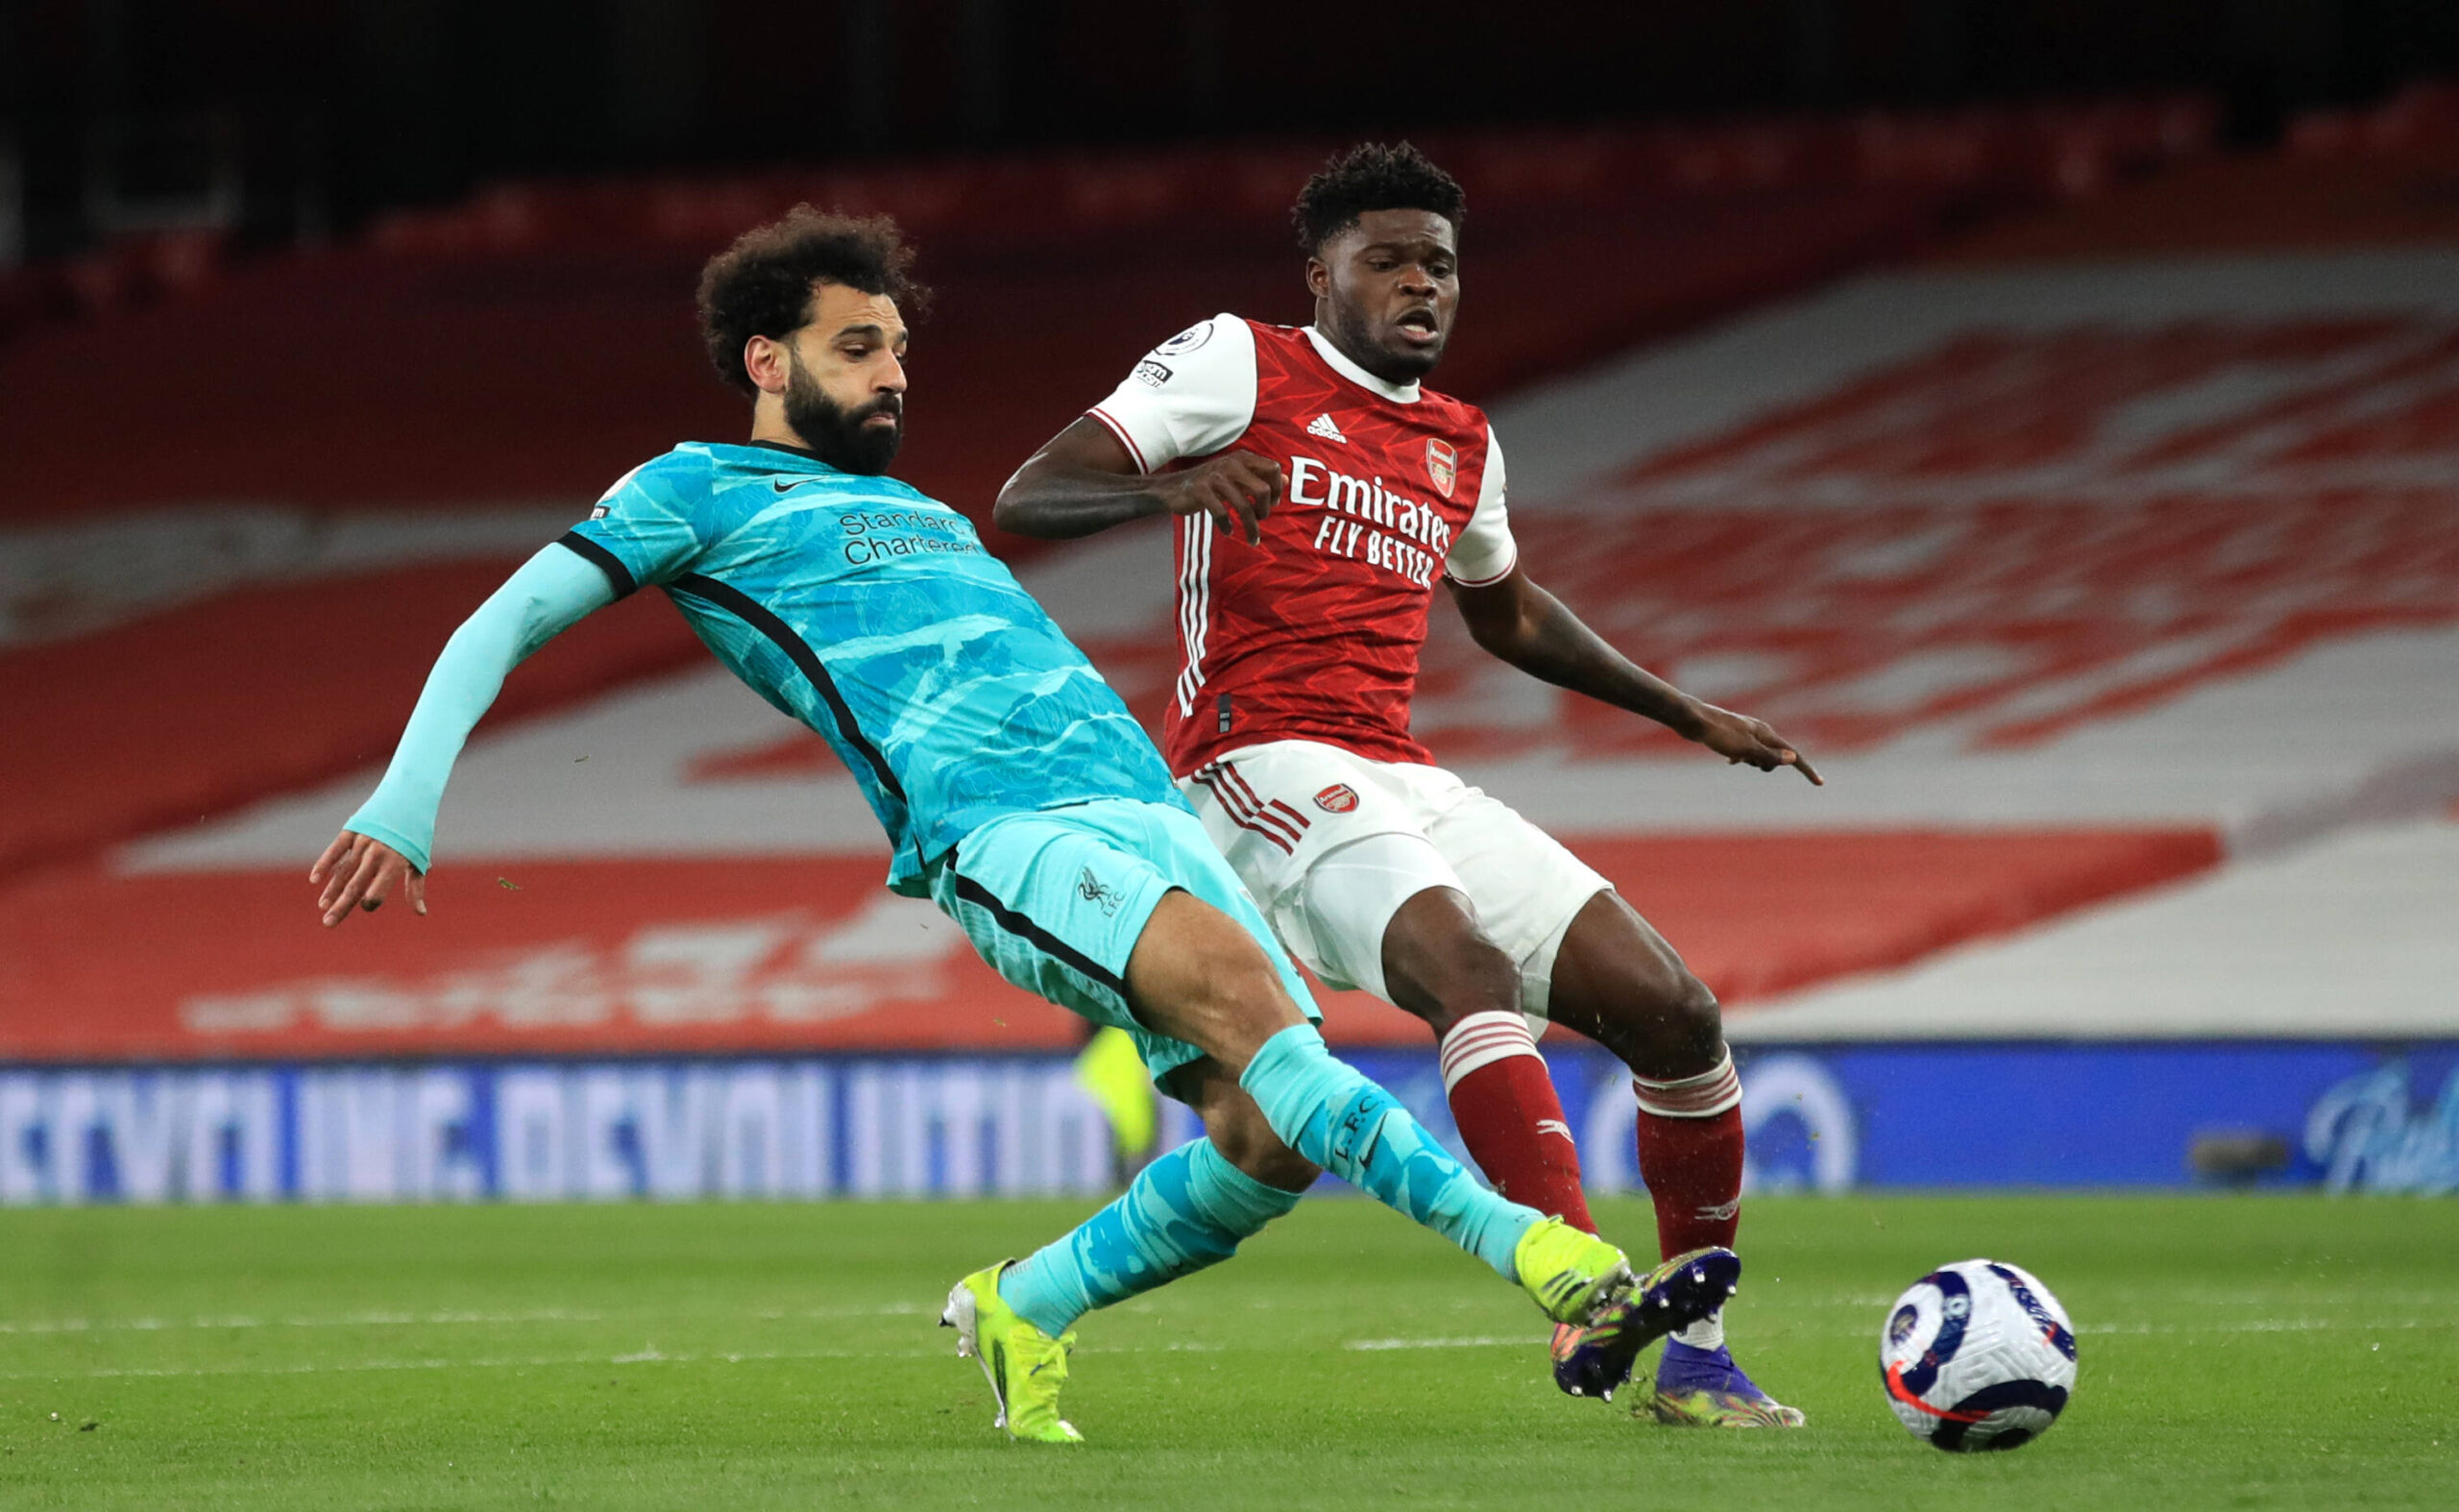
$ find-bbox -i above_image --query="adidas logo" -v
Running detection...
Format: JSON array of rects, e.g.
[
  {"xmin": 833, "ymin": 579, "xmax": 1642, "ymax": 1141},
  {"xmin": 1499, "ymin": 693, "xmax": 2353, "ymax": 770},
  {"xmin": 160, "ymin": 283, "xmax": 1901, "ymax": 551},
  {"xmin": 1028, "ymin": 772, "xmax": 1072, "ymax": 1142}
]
[{"xmin": 1305, "ymin": 412, "xmax": 1348, "ymax": 444}]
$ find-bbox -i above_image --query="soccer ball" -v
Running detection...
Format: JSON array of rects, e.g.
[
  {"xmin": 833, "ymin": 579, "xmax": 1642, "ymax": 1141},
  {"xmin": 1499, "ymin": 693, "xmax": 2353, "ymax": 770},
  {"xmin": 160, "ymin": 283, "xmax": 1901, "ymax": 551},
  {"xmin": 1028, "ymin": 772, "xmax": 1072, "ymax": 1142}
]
[{"xmin": 1879, "ymin": 1258, "xmax": 2078, "ymax": 1451}]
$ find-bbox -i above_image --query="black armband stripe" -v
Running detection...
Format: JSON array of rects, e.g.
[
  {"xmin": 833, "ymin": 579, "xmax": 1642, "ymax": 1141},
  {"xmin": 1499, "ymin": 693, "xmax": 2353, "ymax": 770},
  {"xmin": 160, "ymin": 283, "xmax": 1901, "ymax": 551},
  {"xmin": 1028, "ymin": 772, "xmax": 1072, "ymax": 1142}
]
[
  {"xmin": 948, "ymin": 870, "xmax": 1130, "ymax": 998},
  {"xmin": 666, "ymin": 573, "xmax": 908, "ymax": 806},
  {"xmin": 557, "ymin": 531, "xmax": 638, "ymax": 598}
]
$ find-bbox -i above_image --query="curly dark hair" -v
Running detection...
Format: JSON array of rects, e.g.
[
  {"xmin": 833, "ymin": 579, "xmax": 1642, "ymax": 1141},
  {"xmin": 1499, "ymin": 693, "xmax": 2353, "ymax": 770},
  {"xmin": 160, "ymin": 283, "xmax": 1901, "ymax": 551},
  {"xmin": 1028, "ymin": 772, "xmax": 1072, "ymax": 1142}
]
[
  {"xmin": 1291, "ymin": 141, "xmax": 1467, "ymax": 256},
  {"xmin": 695, "ymin": 206, "xmax": 931, "ymax": 398}
]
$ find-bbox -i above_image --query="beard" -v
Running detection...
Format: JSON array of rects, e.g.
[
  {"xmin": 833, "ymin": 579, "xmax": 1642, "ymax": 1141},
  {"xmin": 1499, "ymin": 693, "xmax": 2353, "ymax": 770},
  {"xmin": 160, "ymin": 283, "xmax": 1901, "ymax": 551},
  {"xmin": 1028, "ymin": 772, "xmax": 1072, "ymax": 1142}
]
[
  {"xmin": 783, "ymin": 358, "xmax": 904, "ymax": 475},
  {"xmin": 1323, "ymin": 297, "xmax": 1443, "ymax": 382}
]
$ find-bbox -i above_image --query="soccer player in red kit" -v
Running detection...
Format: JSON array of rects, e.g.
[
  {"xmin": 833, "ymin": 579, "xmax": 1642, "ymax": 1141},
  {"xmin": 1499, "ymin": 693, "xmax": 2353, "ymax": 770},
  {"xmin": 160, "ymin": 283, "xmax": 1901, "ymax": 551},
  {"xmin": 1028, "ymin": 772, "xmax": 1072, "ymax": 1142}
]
[{"xmin": 995, "ymin": 144, "xmax": 1817, "ymax": 1426}]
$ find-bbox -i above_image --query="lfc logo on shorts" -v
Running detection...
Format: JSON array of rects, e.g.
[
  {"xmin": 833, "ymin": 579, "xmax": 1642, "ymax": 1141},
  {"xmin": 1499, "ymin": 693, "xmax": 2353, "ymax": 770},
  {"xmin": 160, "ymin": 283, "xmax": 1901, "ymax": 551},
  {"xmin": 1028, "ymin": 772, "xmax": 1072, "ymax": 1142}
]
[
  {"xmin": 1424, "ymin": 439, "xmax": 1457, "ymax": 499},
  {"xmin": 1077, "ymin": 866, "xmax": 1124, "ymax": 916},
  {"xmin": 1314, "ymin": 783, "xmax": 1359, "ymax": 814}
]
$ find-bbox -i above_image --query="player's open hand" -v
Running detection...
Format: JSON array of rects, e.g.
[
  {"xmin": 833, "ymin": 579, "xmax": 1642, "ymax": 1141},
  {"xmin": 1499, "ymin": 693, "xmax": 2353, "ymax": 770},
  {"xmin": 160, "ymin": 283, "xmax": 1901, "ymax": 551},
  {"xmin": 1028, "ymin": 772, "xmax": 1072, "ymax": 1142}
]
[
  {"xmin": 1689, "ymin": 702, "xmax": 1822, "ymax": 786},
  {"xmin": 1156, "ymin": 451, "xmax": 1282, "ymax": 546},
  {"xmin": 310, "ymin": 829, "xmax": 427, "ymax": 927}
]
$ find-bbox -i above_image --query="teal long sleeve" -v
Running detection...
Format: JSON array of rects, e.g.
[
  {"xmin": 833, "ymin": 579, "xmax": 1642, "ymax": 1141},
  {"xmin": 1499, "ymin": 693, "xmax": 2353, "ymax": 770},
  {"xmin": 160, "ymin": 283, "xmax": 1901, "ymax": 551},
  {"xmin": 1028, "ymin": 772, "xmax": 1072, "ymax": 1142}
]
[{"xmin": 344, "ymin": 545, "xmax": 616, "ymax": 872}]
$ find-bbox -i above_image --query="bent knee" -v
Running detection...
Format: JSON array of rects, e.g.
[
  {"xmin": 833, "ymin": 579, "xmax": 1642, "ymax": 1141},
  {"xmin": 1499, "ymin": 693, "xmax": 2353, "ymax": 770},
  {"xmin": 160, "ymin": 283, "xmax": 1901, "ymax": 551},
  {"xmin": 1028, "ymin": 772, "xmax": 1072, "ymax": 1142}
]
[
  {"xmin": 1595, "ymin": 968, "xmax": 1723, "ymax": 1078},
  {"xmin": 1666, "ymin": 971, "xmax": 1722, "ymax": 1041}
]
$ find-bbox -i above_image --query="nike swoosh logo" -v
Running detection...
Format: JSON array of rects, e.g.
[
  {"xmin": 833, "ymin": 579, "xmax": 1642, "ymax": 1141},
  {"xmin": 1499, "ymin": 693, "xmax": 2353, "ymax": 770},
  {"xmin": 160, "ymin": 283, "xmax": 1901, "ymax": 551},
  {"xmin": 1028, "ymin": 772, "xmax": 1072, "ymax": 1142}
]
[
  {"xmin": 1029, "ymin": 1358, "xmax": 1057, "ymax": 1377},
  {"xmin": 771, "ymin": 479, "xmax": 808, "ymax": 493}
]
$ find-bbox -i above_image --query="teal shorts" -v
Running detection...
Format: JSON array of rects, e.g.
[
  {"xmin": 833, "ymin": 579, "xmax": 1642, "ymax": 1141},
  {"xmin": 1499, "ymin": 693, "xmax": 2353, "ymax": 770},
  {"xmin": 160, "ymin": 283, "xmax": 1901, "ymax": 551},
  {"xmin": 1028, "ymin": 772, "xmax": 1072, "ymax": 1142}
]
[{"xmin": 931, "ymin": 797, "xmax": 1322, "ymax": 1087}]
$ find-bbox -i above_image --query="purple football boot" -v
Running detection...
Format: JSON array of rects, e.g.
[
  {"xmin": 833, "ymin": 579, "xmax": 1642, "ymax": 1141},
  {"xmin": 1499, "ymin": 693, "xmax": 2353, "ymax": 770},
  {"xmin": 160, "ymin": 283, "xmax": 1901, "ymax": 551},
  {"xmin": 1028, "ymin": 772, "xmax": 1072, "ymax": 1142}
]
[{"xmin": 1646, "ymin": 1339, "xmax": 1807, "ymax": 1427}]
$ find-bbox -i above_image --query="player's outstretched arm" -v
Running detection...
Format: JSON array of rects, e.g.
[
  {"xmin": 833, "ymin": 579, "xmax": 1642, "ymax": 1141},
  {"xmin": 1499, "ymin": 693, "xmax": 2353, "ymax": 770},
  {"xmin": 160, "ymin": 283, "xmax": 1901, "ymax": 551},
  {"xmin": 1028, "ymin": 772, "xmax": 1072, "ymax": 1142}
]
[
  {"xmin": 1449, "ymin": 567, "xmax": 1821, "ymax": 786},
  {"xmin": 310, "ymin": 545, "xmax": 616, "ymax": 926},
  {"xmin": 994, "ymin": 418, "xmax": 1284, "ymax": 546}
]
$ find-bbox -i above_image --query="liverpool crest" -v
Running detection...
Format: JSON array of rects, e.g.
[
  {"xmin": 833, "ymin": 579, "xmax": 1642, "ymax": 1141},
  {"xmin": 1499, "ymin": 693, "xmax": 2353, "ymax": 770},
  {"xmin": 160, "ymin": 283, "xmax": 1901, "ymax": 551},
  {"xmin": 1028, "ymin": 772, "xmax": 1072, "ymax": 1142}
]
[{"xmin": 1424, "ymin": 439, "xmax": 1457, "ymax": 499}]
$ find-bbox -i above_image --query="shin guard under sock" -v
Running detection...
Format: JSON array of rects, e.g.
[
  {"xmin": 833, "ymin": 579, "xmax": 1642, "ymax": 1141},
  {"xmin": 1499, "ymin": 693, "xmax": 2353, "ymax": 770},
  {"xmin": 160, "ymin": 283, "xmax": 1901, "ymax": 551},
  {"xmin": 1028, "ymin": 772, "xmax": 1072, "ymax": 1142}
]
[{"xmin": 1240, "ymin": 1023, "xmax": 1540, "ymax": 1279}]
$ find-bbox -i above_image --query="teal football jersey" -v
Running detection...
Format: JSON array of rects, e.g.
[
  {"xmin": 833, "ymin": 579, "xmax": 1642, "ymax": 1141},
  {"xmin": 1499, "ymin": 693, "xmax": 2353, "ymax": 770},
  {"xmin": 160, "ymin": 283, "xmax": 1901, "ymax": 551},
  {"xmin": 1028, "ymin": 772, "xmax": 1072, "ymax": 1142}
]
[{"xmin": 563, "ymin": 441, "xmax": 1183, "ymax": 892}]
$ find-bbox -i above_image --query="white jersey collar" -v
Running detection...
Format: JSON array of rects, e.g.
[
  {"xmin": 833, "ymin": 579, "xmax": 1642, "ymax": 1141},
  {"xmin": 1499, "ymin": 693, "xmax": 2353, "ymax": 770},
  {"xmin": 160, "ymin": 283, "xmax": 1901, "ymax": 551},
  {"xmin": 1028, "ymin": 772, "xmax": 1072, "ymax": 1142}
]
[{"xmin": 1304, "ymin": 326, "xmax": 1421, "ymax": 403}]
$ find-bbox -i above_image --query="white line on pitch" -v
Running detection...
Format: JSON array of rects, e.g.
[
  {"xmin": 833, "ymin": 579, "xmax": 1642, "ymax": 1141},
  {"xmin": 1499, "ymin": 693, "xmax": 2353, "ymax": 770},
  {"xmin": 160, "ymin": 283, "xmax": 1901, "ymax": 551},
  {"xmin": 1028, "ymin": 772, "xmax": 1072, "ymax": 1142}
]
[
  {"xmin": 0, "ymin": 1302, "xmax": 927, "ymax": 1336},
  {"xmin": 0, "ymin": 1344, "xmax": 945, "ymax": 1383}
]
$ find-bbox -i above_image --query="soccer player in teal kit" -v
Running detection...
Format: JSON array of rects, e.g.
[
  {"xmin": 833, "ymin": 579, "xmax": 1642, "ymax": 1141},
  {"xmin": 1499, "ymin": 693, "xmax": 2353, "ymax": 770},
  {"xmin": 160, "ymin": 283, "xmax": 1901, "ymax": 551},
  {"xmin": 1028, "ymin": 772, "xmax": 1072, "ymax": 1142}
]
[{"xmin": 309, "ymin": 207, "xmax": 1734, "ymax": 1442}]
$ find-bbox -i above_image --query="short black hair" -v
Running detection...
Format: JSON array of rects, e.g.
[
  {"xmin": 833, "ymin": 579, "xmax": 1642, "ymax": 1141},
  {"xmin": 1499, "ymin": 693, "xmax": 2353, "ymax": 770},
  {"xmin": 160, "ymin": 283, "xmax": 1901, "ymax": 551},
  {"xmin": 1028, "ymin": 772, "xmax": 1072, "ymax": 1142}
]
[
  {"xmin": 695, "ymin": 205, "xmax": 931, "ymax": 398},
  {"xmin": 1291, "ymin": 141, "xmax": 1467, "ymax": 256}
]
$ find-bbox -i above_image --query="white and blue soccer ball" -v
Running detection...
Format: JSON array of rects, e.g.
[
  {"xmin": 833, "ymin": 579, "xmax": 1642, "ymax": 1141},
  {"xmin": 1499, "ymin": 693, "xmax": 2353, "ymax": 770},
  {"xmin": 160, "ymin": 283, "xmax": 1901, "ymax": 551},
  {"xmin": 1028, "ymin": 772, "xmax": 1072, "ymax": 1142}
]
[{"xmin": 1879, "ymin": 1258, "xmax": 2078, "ymax": 1451}]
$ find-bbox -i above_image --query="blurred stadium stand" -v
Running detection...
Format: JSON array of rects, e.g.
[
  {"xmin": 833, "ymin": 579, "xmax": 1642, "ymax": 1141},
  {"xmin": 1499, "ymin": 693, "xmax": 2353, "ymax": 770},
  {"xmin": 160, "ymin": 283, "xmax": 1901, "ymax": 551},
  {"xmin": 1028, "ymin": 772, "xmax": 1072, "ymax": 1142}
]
[
  {"xmin": 0, "ymin": 102, "xmax": 2212, "ymax": 892},
  {"xmin": 0, "ymin": 100, "xmax": 2217, "ymax": 517},
  {"xmin": 4, "ymin": 74, "xmax": 2456, "ymax": 1196}
]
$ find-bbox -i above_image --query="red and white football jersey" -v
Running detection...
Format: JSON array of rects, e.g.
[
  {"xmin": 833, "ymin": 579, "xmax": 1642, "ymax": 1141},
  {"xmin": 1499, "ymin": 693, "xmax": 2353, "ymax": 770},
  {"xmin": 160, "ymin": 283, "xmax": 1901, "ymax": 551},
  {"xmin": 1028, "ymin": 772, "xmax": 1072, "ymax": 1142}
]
[{"xmin": 1088, "ymin": 314, "xmax": 1518, "ymax": 776}]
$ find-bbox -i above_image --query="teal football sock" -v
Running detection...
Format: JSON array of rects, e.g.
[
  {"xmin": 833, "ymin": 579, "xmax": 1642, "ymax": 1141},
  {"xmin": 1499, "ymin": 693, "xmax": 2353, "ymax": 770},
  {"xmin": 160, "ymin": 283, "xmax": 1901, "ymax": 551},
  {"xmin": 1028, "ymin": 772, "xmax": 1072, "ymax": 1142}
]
[
  {"xmin": 998, "ymin": 1135, "xmax": 1302, "ymax": 1337},
  {"xmin": 1238, "ymin": 1023, "xmax": 1539, "ymax": 1279}
]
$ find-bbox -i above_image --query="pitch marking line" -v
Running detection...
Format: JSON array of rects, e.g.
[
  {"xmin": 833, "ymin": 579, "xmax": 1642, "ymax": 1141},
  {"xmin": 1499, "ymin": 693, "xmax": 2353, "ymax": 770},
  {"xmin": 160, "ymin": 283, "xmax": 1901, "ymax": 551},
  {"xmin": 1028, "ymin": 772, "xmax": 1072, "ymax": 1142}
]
[
  {"xmin": 0, "ymin": 1302, "xmax": 922, "ymax": 1337},
  {"xmin": 0, "ymin": 1345, "xmax": 944, "ymax": 1384},
  {"xmin": 0, "ymin": 1333, "xmax": 1238, "ymax": 1384}
]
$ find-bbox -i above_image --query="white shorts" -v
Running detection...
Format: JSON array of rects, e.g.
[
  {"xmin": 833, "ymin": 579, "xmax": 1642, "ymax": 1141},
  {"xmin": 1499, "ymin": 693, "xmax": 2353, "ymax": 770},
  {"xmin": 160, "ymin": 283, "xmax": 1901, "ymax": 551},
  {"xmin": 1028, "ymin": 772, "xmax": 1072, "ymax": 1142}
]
[{"xmin": 1179, "ymin": 740, "xmax": 1612, "ymax": 1018}]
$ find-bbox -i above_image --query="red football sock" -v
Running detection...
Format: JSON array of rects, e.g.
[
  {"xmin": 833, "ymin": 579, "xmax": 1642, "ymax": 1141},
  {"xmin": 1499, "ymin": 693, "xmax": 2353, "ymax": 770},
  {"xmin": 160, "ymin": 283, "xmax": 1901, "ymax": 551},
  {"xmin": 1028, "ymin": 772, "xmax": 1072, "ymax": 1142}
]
[
  {"xmin": 1438, "ymin": 1011, "xmax": 1594, "ymax": 1232},
  {"xmin": 1631, "ymin": 1050, "xmax": 1745, "ymax": 1259}
]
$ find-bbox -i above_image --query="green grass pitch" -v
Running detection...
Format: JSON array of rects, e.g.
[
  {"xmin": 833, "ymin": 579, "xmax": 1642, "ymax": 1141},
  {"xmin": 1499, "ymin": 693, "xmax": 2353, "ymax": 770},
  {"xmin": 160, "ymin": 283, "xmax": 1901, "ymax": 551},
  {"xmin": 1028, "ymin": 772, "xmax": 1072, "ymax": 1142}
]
[{"xmin": 2, "ymin": 1195, "xmax": 2454, "ymax": 1509}]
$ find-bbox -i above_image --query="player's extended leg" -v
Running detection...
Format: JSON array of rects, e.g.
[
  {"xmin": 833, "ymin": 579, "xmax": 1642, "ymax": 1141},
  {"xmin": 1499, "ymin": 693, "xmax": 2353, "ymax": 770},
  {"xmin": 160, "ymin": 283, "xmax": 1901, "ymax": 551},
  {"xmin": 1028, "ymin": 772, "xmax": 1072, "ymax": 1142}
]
[
  {"xmin": 937, "ymin": 806, "xmax": 1649, "ymax": 1441},
  {"xmin": 1546, "ymin": 890, "xmax": 1803, "ymax": 1427},
  {"xmin": 953, "ymin": 894, "xmax": 1631, "ymax": 1441},
  {"xmin": 1121, "ymin": 889, "xmax": 1582, "ymax": 1285},
  {"xmin": 991, "ymin": 887, "xmax": 1642, "ymax": 1321}
]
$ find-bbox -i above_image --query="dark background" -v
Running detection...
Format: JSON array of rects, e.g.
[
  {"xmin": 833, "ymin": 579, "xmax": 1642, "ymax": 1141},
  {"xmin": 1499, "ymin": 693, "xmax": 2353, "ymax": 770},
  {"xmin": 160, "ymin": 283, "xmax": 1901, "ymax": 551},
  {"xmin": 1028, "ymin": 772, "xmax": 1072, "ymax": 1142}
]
[{"xmin": 6, "ymin": 0, "xmax": 2458, "ymax": 261}]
